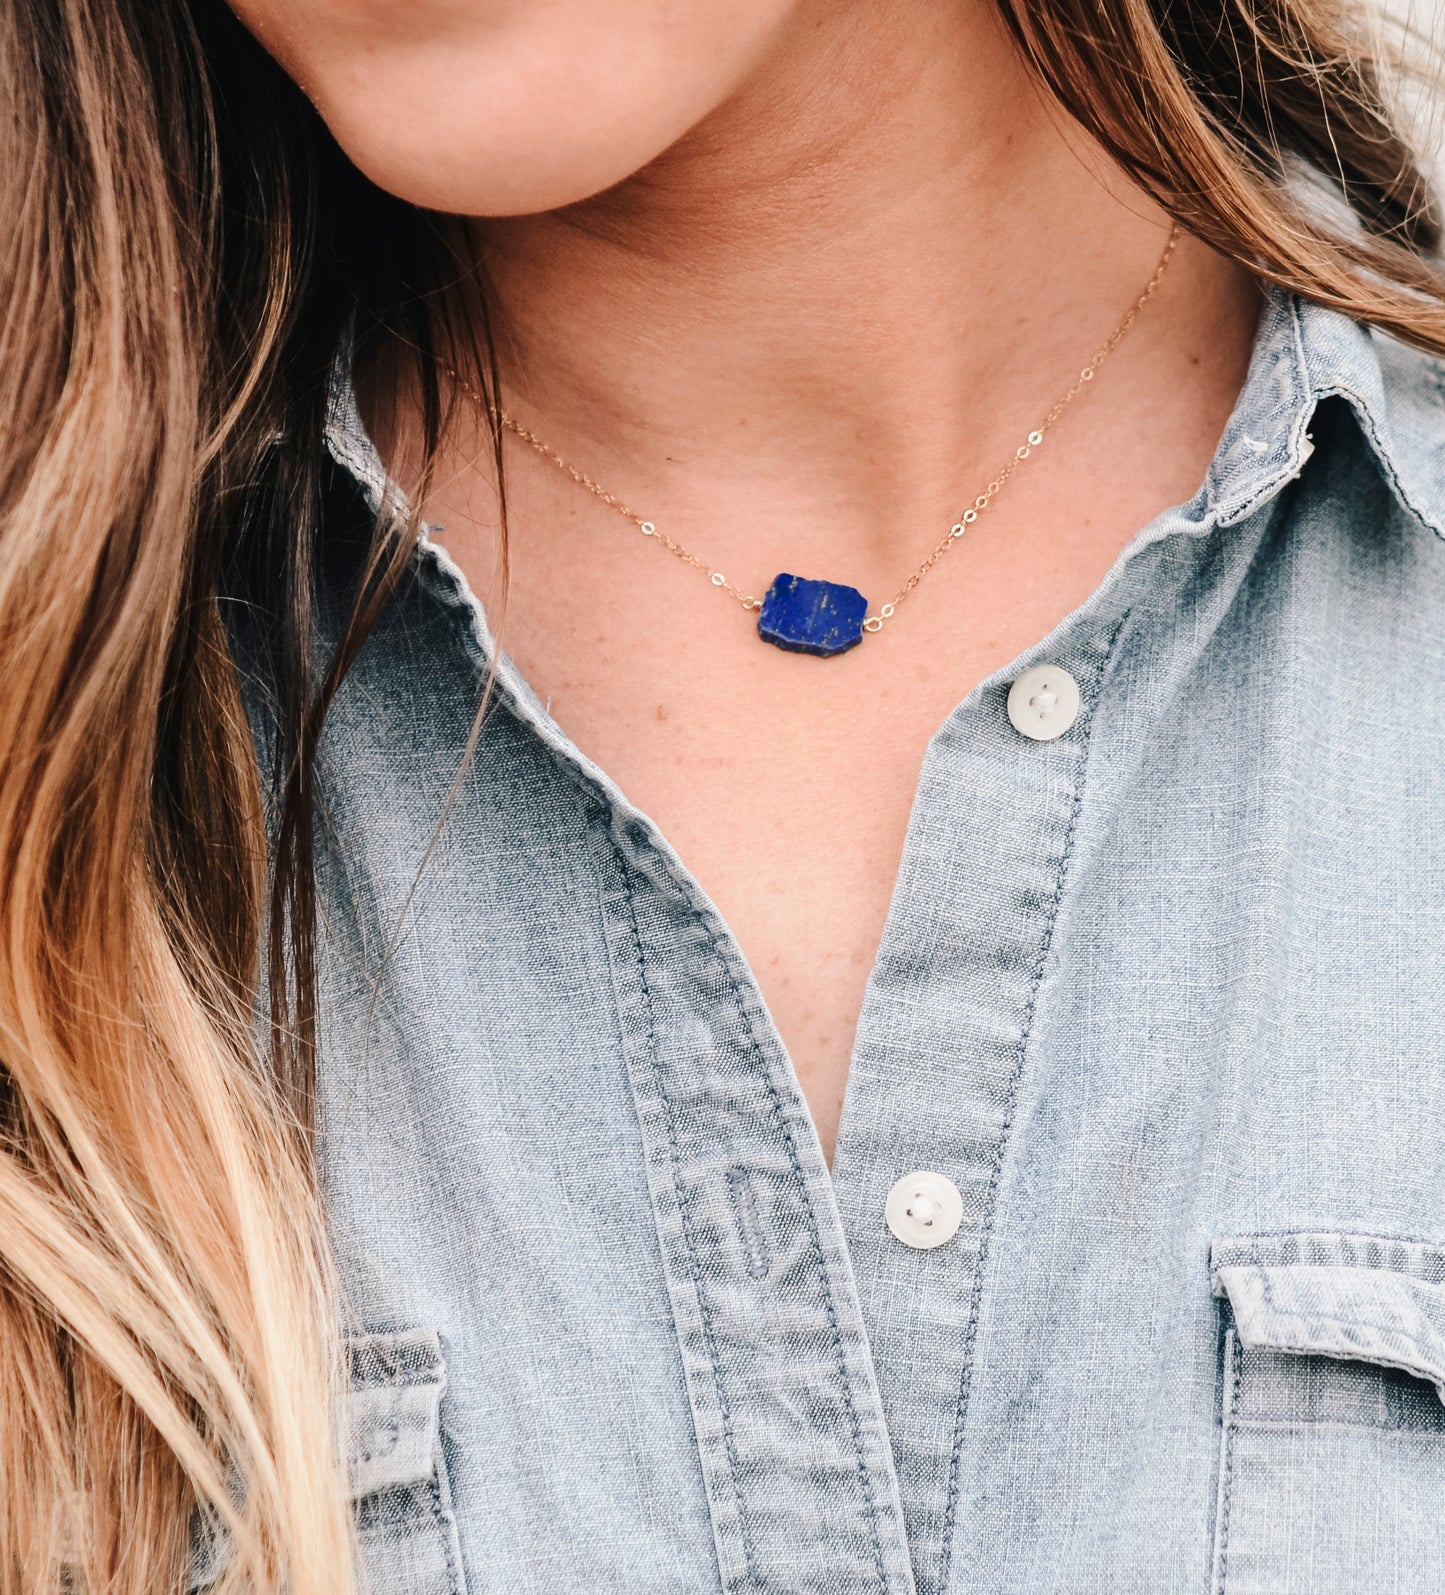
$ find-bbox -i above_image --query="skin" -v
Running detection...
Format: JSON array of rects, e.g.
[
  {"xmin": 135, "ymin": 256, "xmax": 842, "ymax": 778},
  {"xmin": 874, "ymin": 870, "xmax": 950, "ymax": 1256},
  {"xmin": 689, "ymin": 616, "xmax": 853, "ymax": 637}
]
[{"xmin": 233, "ymin": 0, "xmax": 1263, "ymax": 1166}]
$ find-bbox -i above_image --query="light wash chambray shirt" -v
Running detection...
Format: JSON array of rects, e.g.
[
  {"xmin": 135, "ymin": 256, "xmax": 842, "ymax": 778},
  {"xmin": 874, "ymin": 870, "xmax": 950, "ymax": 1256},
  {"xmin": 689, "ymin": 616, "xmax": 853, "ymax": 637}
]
[{"xmin": 240, "ymin": 289, "xmax": 1445, "ymax": 1595}]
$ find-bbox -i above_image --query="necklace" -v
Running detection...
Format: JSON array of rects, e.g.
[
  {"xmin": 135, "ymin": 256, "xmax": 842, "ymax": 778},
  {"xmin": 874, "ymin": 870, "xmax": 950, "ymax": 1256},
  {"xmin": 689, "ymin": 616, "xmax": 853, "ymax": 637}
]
[{"xmin": 448, "ymin": 223, "xmax": 1179, "ymax": 658}]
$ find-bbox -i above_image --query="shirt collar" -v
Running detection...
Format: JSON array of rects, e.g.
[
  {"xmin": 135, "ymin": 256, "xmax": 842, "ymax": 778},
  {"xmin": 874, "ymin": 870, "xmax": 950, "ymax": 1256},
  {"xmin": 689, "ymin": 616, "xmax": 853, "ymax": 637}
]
[{"xmin": 1203, "ymin": 285, "xmax": 1445, "ymax": 541}]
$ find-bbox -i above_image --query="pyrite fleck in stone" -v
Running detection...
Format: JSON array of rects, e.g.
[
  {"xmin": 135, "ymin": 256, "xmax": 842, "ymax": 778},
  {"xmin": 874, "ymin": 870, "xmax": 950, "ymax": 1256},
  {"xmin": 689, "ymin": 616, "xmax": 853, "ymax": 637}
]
[{"xmin": 757, "ymin": 573, "xmax": 868, "ymax": 657}]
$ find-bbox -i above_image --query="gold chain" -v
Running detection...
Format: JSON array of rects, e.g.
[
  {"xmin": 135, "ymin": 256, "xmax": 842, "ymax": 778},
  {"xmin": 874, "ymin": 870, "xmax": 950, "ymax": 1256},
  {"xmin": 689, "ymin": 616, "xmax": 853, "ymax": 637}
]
[{"xmin": 447, "ymin": 223, "xmax": 1179, "ymax": 636}]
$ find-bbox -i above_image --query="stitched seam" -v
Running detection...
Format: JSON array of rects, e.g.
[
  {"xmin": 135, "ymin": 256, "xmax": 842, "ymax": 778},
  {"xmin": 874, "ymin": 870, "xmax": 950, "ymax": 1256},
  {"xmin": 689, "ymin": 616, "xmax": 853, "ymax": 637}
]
[
  {"xmin": 1214, "ymin": 1332, "xmax": 1243, "ymax": 1595},
  {"xmin": 936, "ymin": 612, "xmax": 1131, "ymax": 1595},
  {"xmin": 609, "ymin": 831, "xmax": 762, "ymax": 1590},
  {"xmin": 1213, "ymin": 1232, "xmax": 1445, "ymax": 1272},
  {"xmin": 1229, "ymin": 1409, "xmax": 1445, "ymax": 1435},
  {"xmin": 690, "ymin": 909, "xmax": 893, "ymax": 1592}
]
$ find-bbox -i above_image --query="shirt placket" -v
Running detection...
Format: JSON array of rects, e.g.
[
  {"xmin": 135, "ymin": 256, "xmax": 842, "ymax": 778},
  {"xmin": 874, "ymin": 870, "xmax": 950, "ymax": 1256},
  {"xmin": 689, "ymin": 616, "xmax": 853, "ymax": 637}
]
[
  {"xmin": 589, "ymin": 800, "xmax": 917, "ymax": 1595},
  {"xmin": 829, "ymin": 609, "xmax": 1135, "ymax": 1595}
]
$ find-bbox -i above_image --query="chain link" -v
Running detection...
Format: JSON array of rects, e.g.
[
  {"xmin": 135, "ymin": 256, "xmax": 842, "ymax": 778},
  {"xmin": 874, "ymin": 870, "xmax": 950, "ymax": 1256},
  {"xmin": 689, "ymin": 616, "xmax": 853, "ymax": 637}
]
[
  {"xmin": 862, "ymin": 222, "xmax": 1180, "ymax": 629},
  {"xmin": 448, "ymin": 222, "xmax": 1180, "ymax": 636},
  {"xmin": 484, "ymin": 413, "xmax": 766, "ymax": 612}
]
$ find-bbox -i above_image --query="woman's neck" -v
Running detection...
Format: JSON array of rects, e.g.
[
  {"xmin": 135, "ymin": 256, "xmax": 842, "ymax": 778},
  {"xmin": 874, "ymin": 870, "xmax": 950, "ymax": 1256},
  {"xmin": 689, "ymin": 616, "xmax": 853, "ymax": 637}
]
[{"xmin": 464, "ymin": 0, "xmax": 1219, "ymax": 547}]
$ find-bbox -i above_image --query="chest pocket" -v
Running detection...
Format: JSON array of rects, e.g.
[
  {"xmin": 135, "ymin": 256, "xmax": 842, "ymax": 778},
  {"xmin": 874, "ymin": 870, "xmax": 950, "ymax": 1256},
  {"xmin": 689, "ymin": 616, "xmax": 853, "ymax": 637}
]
[
  {"xmin": 190, "ymin": 1328, "xmax": 467, "ymax": 1595},
  {"xmin": 1209, "ymin": 1233, "xmax": 1445, "ymax": 1595}
]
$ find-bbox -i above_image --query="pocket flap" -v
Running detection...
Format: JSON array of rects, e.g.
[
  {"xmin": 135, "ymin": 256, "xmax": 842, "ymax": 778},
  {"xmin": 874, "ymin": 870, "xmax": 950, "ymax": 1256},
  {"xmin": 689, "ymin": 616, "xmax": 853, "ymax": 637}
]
[
  {"xmin": 188, "ymin": 1328, "xmax": 448, "ymax": 1588},
  {"xmin": 345, "ymin": 1327, "xmax": 447, "ymax": 1498},
  {"xmin": 1211, "ymin": 1233, "xmax": 1445, "ymax": 1404}
]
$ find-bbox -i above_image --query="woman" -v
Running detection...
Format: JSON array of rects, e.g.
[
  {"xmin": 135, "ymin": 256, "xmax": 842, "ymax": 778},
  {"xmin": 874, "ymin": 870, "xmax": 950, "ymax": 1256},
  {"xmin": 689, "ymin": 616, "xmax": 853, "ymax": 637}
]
[{"xmin": 5, "ymin": 0, "xmax": 1445, "ymax": 1589}]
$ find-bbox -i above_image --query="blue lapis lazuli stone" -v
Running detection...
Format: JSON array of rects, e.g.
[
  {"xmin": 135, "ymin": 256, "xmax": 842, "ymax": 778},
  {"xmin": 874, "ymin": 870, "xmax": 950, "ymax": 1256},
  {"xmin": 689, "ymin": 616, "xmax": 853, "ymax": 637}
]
[{"xmin": 757, "ymin": 573, "xmax": 868, "ymax": 657}]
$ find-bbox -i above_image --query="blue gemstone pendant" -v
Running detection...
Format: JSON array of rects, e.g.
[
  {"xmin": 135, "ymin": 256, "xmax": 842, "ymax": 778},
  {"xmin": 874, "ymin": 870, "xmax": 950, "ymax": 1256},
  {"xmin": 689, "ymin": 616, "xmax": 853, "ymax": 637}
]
[{"xmin": 757, "ymin": 574, "xmax": 868, "ymax": 657}]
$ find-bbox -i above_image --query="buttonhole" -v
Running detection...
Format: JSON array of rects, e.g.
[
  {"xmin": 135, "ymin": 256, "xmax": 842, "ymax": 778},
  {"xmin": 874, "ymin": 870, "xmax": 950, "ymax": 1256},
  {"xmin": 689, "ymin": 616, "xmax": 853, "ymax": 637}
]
[{"xmin": 724, "ymin": 1168, "xmax": 771, "ymax": 1280}]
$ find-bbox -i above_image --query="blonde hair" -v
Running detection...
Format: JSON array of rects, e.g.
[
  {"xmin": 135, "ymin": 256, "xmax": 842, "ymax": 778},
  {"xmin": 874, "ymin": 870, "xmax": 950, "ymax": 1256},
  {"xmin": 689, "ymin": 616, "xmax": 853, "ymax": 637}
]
[
  {"xmin": 0, "ymin": 1, "xmax": 351, "ymax": 1590},
  {"xmin": 995, "ymin": 0, "xmax": 1445, "ymax": 346},
  {"xmin": 0, "ymin": 0, "xmax": 1441, "ymax": 1590}
]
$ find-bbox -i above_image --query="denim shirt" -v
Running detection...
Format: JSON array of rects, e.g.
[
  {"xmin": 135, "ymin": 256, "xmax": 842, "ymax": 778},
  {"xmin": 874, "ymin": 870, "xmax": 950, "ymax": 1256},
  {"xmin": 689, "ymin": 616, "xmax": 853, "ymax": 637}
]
[{"xmin": 240, "ymin": 289, "xmax": 1445, "ymax": 1595}]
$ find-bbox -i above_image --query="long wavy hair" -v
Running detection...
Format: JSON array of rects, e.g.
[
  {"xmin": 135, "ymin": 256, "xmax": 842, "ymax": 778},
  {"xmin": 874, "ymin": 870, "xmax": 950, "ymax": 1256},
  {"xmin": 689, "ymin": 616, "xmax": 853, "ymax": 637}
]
[{"xmin": 1, "ymin": 0, "xmax": 1441, "ymax": 1588}]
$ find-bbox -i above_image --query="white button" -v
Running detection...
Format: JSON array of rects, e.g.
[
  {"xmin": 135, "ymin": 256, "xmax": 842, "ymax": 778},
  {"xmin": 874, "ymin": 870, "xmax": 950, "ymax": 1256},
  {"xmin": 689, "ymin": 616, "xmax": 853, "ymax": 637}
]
[
  {"xmin": 1007, "ymin": 664, "xmax": 1081, "ymax": 741},
  {"xmin": 885, "ymin": 1170, "xmax": 964, "ymax": 1250}
]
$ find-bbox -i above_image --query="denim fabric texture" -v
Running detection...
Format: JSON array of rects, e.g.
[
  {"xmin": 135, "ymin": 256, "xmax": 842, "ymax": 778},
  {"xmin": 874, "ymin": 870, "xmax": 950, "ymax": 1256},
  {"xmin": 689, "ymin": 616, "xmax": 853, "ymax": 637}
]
[{"xmin": 230, "ymin": 289, "xmax": 1445, "ymax": 1594}]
